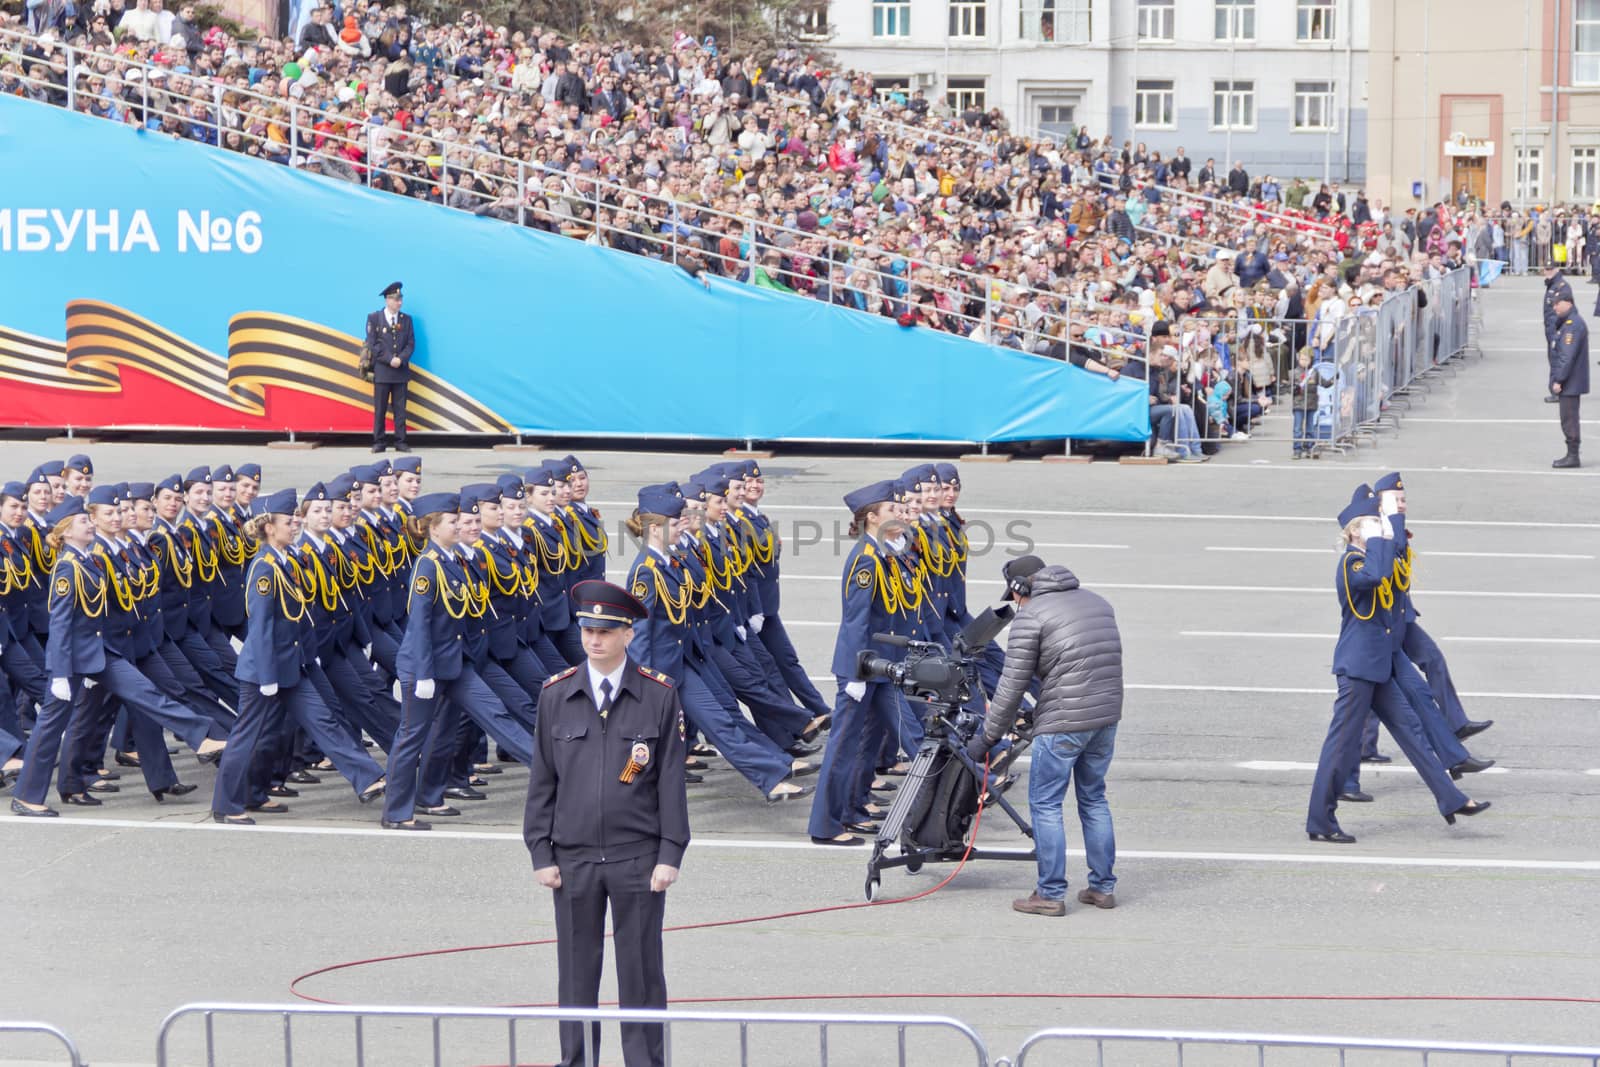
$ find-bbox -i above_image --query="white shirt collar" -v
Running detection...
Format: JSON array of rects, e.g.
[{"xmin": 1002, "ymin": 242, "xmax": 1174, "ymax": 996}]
[{"xmin": 586, "ymin": 659, "xmax": 626, "ymax": 710}]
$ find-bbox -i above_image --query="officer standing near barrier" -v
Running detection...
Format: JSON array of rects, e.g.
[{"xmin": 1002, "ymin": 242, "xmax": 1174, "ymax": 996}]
[
  {"xmin": 367, "ymin": 281, "xmax": 415, "ymax": 454},
  {"xmin": 523, "ymin": 579, "xmax": 689, "ymax": 1067},
  {"xmin": 1548, "ymin": 292, "xmax": 1589, "ymax": 468},
  {"xmin": 1543, "ymin": 265, "xmax": 1574, "ymax": 404}
]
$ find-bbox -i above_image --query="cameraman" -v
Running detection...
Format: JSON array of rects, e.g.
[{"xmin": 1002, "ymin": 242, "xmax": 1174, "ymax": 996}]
[{"xmin": 966, "ymin": 556, "xmax": 1124, "ymax": 917}]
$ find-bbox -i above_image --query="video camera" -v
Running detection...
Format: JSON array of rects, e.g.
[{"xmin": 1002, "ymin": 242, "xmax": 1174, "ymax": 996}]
[{"xmin": 855, "ymin": 605, "xmax": 1015, "ymax": 715}]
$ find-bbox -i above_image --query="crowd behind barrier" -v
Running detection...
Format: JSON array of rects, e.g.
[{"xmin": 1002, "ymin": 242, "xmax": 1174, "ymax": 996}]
[{"xmin": 3, "ymin": 5, "xmax": 1500, "ymax": 455}]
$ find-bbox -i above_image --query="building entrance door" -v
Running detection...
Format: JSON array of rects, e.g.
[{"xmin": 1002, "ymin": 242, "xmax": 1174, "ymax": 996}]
[{"xmin": 1451, "ymin": 155, "xmax": 1487, "ymax": 206}]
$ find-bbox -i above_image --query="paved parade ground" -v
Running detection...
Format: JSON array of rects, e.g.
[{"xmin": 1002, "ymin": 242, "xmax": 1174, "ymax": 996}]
[{"xmin": 3, "ymin": 275, "xmax": 1598, "ymax": 1066}]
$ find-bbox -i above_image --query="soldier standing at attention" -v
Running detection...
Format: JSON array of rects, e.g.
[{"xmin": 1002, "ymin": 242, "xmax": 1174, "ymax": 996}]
[{"xmin": 367, "ymin": 281, "xmax": 415, "ymax": 454}]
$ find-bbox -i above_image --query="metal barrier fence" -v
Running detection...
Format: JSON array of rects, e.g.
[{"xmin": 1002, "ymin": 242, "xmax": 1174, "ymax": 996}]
[
  {"xmin": 155, "ymin": 1002, "xmax": 992, "ymax": 1067},
  {"xmin": 1004, "ymin": 1028, "xmax": 1600, "ymax": 1066},
  {"xmin": 0, "ymin": 1021, "xmax": 85, "ymax": 1067}
]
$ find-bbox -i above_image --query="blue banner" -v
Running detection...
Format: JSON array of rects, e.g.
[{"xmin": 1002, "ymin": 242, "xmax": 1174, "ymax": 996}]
[{"xmin": 0, "ymin": 95, "xmax": 1149, "ymax": 442}]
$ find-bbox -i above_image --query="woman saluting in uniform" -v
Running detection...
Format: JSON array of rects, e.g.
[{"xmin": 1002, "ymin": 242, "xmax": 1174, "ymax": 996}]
[
  {"xmin": 209, "ymin": 489, "xmax": 387, "ymax": 826},
  {"xmin": 1306, "ymin": 485, "xmax": 1490, "ymax": 844}
]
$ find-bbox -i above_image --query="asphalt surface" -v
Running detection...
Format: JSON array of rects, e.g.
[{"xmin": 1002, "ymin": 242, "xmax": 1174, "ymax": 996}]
[{"xmin": 2, "ymin": 274, "xmax": 1598, "ymax": 1066}]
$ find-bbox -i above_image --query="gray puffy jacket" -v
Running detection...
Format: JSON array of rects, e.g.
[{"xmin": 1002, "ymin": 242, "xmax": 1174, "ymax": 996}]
[{"xmin": 979, "ymin": 565, "xmax": 1124, "ymax": 745}]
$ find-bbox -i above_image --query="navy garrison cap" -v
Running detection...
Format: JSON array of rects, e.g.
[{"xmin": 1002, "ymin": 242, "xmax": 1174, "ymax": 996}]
[
  {"xmin": 1373, "ymin": 472, "xmax": 1404, "ymax": 494},
  {"xmin": 1338, "ymin": 484, "xmax": 1379, "ymax": 528},
  {"xmin": 410, "ymin": 492, "xmax": 458, "ymax": 518},
  {"xmin": 262, "ymin": 489, "xmax": 298, "ymax": 516},
  {"xmin": 844, "ymin": 481, "xmax": 896, "ymax": 513},
  {"xmin": 45, "ymin": 496, "xmax": 86, "ymax": 524}
]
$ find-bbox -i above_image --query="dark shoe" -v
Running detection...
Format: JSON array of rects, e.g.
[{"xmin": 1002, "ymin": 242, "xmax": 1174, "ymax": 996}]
[
  {"xmin": 382, "ymin": 819, "xmax": 432, "ymax": 830},
  {"xmin": 870, "ymin": 779, "xmax": 897, "ymax": 793},
  {"xmin": 245, "ymin": 800, "xmax": 289, "ymax": 814},
  {"xmin": 371, "ymin": 444, "xmax": 387, "ymax": 453},
  {"xmin": 684, "ymin": 772, "xmax": 704, "ymax": 784},
  {"xmin": 11, "ymin": 798, "xmax": 59, "ymax": 817},
  {"xmin": 1444, "ymin": 800, "xmax": 1491, "ymax": 825},
  {"xmin": 468, "ymin": 775, "xmax": 488, "ymax": 787},
  {"xmin": 689, "ymin": 745, "xmax": 719, "ymax": 758},
  {"xmin": 767, "ymin": 784, "xmax": 814, "ymax": 804},
  {"xmin": 1455, "ymin": 720, "xmax": 1493, "ymax": 740},
  {"xmin": 1545, "ymin": 394, "xmax": 1561, "ymax": 403},
  {"xmin": 1012, "ymin": 892, "xmax": 1067, "ymax": 917},
  {"xmin": 1076, "ymin": 888, "xmax": 1117, "ymax": 909},
  {"xmin": 267, "ymin": 785, "xmax": 300, "ymax": 798},
  {"xmin": 196, "ymin": 749, "xmax": 223, "ymax": 766},
  {"xmin": 810, "ymin": 834, "xmax": 864, "ymax": 847},
  {"xmin": 1449, "ymin": 757, "xmax": 1495, "ymax": 781},
  {"xmin": 443, "ymin": 786, "xmax": 486, "ymax": 801},
  {"xmin": 418, "ymin": 804, "xmax": 460, "ymax": 817},
  {"xmin": 1308, "ymin": 830, "xmax": 1357, "ymax": 844},
  {"xmin": 842, "ymin": 820, "xmax": 880, "ymax": 835},
  {"xmin": 1553, "ymin": 450, "xmax": 1581, "ymax": 469},
  {"xmin": 395, "ymin": 443, "xmax": 412, "ymax": 452},
  {"xmin": 472, "ymin": 763, "xmax": 504, "ymax": 776},
  {"xmin": 64, "ymin": 793, "xmax": 103, "ymax": 807},
  {"xmin": 684, "ymin": 758, "xmax": 707, "ymax": 771},
  {"xmin": 96, "ymin": 769, "xmax": 122, "ymax": 781},
  {"xmin": 86, "ymin": 780, "xmax": 120, "ymax": 794},
  {"xmin": 359, "ymin": 780, "xmax": 386, "ymax": 804},
  {"xmin": 1339, "ymin": 790, "xmax": 1374, "ymax": 803},
  {"xmin": 787, "ymin": 741, "xmax": 820, "ymax": 757},
  {"xmin": 212, "ymin": 811, "xmax": 255, "ymax": 825},
  {"xmin": 114, "ymin": 751, "xmax": 142, "ymax": 768},
  {"xmin": 800, "ymin": 716, "xmax": 828, "ymax": 743},
  {"xmin": 286, "ymin": 770, "xmax": 321, "ymax": 785},
  {"xmin": 151, "ymin": 782, "xmax": 197, "ymax": 802},
  {"xmin": 788, "ymin": 763, "xmax": 819, "ymax": 779},
  {"xmin": 1360, "ymin": 753, "xmax": 1391, "ymax": 764}
]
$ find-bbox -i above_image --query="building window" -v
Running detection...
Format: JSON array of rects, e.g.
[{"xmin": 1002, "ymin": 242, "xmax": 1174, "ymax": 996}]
[
  {"xmin": 1297, "ymin": 0, "xmax": 1336, "ymax": 41},
  {"xmin": 1137, "ymin": 0, "xmax": 1175, "ymax": 41},
  {"xmin": 1293, "ymin": 81, "xmax": 1336, "ymax": 130},
  {"xmin": 1214, "ymin": 0, "xmax": 1256, "ymax": 41},
  {"xmin": 1211, "ymin": 80, "xmax": 1255, "ymax": 129},
  {"xmin": 1577, "ymin": 0, "xmax": 1600, "ymax": 84},
  {"xmin": 1019, "ymin": 0, "xmax": 1089, "ymax": 42},
  {"xmin": 949, "ymin": 0, "xmax": 987, "ymax": 38},
  {"xmin": 1134, "ymin": 80, "xmax": 1176, "ymax": 128},
  {"xmin": 1037, "ymin": 102, "xmax": 1076, "ymax": 138},
  {"xmin": 1516, "ymin": 146, "xmax": 1544, "ymax": 201},
  {"xmin": 873, "ymin": 0, "xmax": 910, "ymax": 37},
  {"xmin": 1573, "ymin": 147, "xmax": 1599, "ymax": 200},
  {"xmin": 798, "ymin": 4, "xmax": 828, "ymax": 37},
  {"xmin": 873, "ymin": 76, "xmax": 912, "ymax": 103},
  {"xmin": 946, "ymin": 77, "xmax": 988, "ymax": 114}
]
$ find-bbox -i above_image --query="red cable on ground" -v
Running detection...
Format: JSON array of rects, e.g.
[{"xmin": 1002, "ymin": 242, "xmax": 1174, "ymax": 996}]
[{"xmin": 288, "ymin": 759, "xmax": 1600, "ymax": 1012}]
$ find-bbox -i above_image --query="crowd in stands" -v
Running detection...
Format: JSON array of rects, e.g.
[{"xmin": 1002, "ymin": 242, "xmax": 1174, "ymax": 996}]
[{"xmin": 5, "ymin": 2, "xmax": 1490, "ymax": 456}]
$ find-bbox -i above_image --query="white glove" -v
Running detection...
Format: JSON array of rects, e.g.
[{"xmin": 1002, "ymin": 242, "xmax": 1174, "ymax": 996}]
[
  {"xmin": 50, "ymin": 677, "xmax": 71, "ymax": 701},
  {"xmin": 260, "ymin": 682, "xmax": 279, "ymax": 696},
  {"xmin": 314, "ymin": 656, "xmax": 322, "ymax": 667},
  {"xmin": 735, "ymin": 625, "xmax": 747, "ymax": 641},
  {"xmin": 415, "ymin": 679, "xmax": 436, "ymax": 699},
  {"xmin": 82, "ymin": 677, "xmax": 97, "ymax": 690},
  {"xmin": 1379, "ymin": 515, "xmax": 1394, "ymax": 540},
  {"xmin": 363, "ymin": 644, "xmax": 373, "ymax": 658},
  {"xmin": 844, "ymin": 680, "xmax": 866, "ymax": 703},
  {"xmin": 1379, "ymin": 492, "xmax": 1400, "ymax": 517},
  {"xmin": 749, "ymin": 613, "xmax": 765, "ymax": 634}
]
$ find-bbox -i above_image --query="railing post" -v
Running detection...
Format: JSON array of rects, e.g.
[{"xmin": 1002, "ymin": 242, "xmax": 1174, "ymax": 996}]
[
  {"xmin": 64, "ymin": 44, "xmax": 75, "ymax": 112},
  {"xmin": 517, "ymin": 161, "xmax": 527, "ymax": 226},
  {"xmin": 289, "ymin": 101, "xmax": 299, "ymax": 160},
  {"xmin": 212, "ymin": 79, "xmax": 223, "ymax": 144}
]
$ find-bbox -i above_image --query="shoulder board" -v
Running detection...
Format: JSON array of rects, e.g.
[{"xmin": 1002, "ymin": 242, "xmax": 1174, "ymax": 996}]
[
  {"xmin": 543, "ymin": 664, "xmax": 581, "ymax": 688},
  {"xmin": 642, "ymin": 555, "xmax": 658, "ymax": 569},
  {"xmin": 425, "ymin": 549, "xmax": 439, "ymax": 560},
  {"xmin": 636, "ymin": 665, "xmax": 672, "ymax": 687},
  {"xmin": 91, "ymin": 542, "xmax": 109, "ymax": 556},
  {"xmin": 861, "ymin": 543, "xmax": 876, "ymax": 557}
]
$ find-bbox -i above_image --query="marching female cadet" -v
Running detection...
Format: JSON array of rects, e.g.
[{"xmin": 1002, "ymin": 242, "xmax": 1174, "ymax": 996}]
[
  {"xmin": 0, "ymin": 479, "xmax": 48, "ymax": 733},
  {"xmin": 209, "ymin": 489, "xmax": 387, "ymax": 826},
  {"xmin": 806, "ymin": 481, "xmax": 927, "ymax": 846},
  {"xmin": 233, "ymin": 463, "xmax": 263, "ymax": 520},
  {"xmin": 207, "ymin": 464, "xmax": 250, "ymax": 643},
  {"xmin": 467, "ymin": 481, "xmax": 553, "ymax": 698},
  {"xmin": 383, "ymin": 492, "xmax": 535, "ymax": 829},
  {"xmin": 351, "ymin": 464, "xmax": 407, "ymax": 673},
  {"xmin": 500, "ymin": 474, "xmax": 565, "ymax": 681},
  {"xmin": 328, "ymin": 471, "xmax": 401, "ymax": 713},
  {"xmin": 559, "ymin": 455, "xmax": 609, "ymax": 584},
  {"xmin": 21, "ymin": 468, "xmax": 58, "ymax": 656},
  {"xmin": 524, "ymin": 464, "xmax": 582, "ymax": 667},
  {"xmin": 295, "ymin": 482, "xmax": 398, "ymax": 752},
  {"xmin": 176, "ymin": 468, "xmax": 239, "ymax": 680},
  {"xmin": 10, "ymin": 495, "xmax": 227, "ymax": 816},
  {"xmin": 146, "ymin": 473, "xmax": 235, "ymax": 717},
  {"xmin": 625, "ymin": 486, "xmax": 808, "ymax": 804},
  {"xmin": 731, "ymin": 460, "xmax": 833, "ymax": 723},
  {"xmin": 1305, "ymin": 485, "xmax": 1490, "ymax": 843}
]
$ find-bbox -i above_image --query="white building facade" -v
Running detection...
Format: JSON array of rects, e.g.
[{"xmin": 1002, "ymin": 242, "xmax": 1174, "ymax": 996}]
[{"xmin": 817, "ymin": 0, "xmax": 1369, "ymax": 182}]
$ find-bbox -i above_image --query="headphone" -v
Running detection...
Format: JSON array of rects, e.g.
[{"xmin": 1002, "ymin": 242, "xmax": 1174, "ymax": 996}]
[{"xmin": 1007, "ymin": 572, "xmax": 1034, "ymax": 600}]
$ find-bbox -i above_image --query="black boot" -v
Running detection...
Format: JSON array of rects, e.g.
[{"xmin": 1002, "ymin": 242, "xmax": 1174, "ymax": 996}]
[{"xmin": 1552, "ymin": 446, "xmax": 1581, "ymax": 469}]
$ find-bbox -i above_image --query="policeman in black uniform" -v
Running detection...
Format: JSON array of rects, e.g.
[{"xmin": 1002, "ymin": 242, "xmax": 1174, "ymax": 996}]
[
  {"xmin": 1549, "ymin": 292, "xmax": 1590, "ymax": 468},
  {"xmin": 1543, "ymin": 264, "xmax": 1575, "ymax": 403},
  {"xmin": 523, "ymin": 579, "xmax": 690, "ymax": 1067},
  {"xmin": 367, "ymin": 281, "xmax": 416, "ymax": 453}
]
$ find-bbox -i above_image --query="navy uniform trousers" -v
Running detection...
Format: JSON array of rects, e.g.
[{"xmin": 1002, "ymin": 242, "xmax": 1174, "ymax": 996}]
[
  {"xmin": 1344, "ymin": 653, "xmax": 1470, "ymax": 795},
  {"xmin": 1307, "ymin": 674, "xmax": 1468, "ymax": 835},
  {"xmin": 807, "ymin": 679, "xmax": 920, "ymax": 839},
  {"xmin": 1403, "ymin": 624, "xmax": 1472, "ymax": 732},
  {"xmin": 677, "ymin": 664, "xmax": 791, "ymax": 794},
  {"xmin": 705, "ymin": 639, "xmax": 812, "ymax": 746},
  {"xmin": 212, "ymin": 674, "xmax": 385, "ymax": 816},
  {"xmin": 412, "ymin": 666, "xmax": 537, "ymax": 810},
  {"xmin": 2, "ymin": 635, "xmax": 47, "ymax": 721}
]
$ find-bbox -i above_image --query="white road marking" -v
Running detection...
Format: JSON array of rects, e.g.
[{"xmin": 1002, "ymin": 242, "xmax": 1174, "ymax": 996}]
[
  {"xmin": 1202, "ymin": 546, "xmax": 1594, "ymax": 561},
  {"xmin": 6, "ymin": 818, "xmax": 1594, "ymax": 871},
  {"xmin": 777, "ymin": 579, "xmax": 1600, "ymax": 600},
  {"xmin": 590, "ymin": 503, "xmax": 1600, "ymax": 531},
  {"xmin": 1020, "ymin": 542, "xmax": 1131, "ymax": 550},
  {"xmin": 1181, "ymin": 630, "xmax": 1600, "ymax": 646},
  {"xmin": 1236, "ymin": 760, "xmax": 1511, "ymax": 776},
  {"xmin": 798, "ymin": 676, "xmax": 1600, "ymax": 702}
]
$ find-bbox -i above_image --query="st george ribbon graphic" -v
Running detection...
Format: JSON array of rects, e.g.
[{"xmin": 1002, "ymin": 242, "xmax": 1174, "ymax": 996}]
[{"xmin": 0, "ymin": 300, "xmax": 510, "ymax": 433}]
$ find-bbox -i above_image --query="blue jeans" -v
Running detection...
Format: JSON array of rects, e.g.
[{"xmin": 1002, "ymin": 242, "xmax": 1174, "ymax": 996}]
[{"xmin": 1028, "ymin": 725, "xmax": 1118, "ymax": 899}]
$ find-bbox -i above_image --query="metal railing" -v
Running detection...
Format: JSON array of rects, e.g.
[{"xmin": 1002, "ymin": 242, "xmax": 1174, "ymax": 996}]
[
  {"xmin": 1005, "ymin": 1027, "xmax": 1600, "ymax": 1065},
  {"xmin": 155, "ymin": 1001, "xmax": 992, "ymax": 1067},
  {"xmin": 0, "ymin": 1021, "xmax": 85, "ymax": 1067}
]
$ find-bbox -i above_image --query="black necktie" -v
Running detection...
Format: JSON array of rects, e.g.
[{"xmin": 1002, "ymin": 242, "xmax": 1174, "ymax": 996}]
[{"xmin": 598, "ymin": 678, "xmax": 613, "ymax": 721}]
